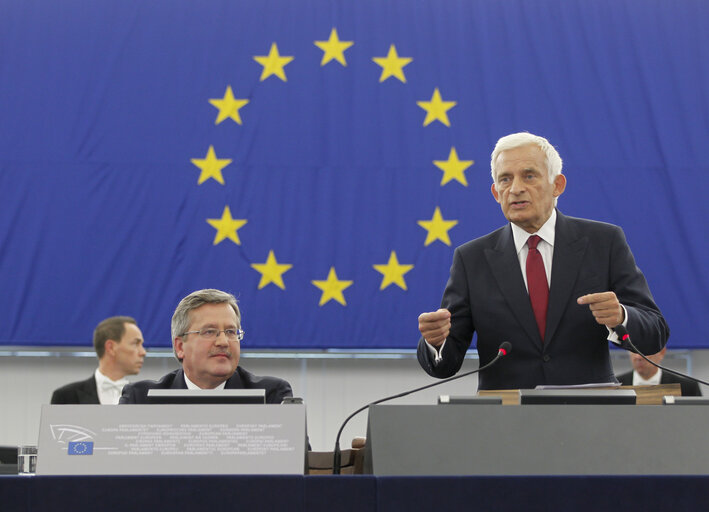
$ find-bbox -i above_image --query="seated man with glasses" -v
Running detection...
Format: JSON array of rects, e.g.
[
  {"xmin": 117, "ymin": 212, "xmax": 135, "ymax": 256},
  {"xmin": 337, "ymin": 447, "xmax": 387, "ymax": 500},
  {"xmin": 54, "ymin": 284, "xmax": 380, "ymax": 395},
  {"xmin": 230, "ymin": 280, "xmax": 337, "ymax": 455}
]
[{"xmin": 120, "ymin": 289, "xmax": 292, "ymax": 404}]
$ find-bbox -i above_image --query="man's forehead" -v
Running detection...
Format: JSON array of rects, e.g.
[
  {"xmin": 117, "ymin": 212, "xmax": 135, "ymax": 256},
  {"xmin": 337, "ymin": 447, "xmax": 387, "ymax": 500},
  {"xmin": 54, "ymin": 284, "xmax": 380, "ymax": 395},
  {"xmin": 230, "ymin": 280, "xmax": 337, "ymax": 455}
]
[
  {"xmin": 188, "ymin": 302, "xmax": 239, "ymax": 325},
  {"xmin": 122, "ymin": 323, "xmax": 142, "ymax": 339},
  {"xmin": 499, "ymin": 145, "xmax": 545, "ymax": 164}
]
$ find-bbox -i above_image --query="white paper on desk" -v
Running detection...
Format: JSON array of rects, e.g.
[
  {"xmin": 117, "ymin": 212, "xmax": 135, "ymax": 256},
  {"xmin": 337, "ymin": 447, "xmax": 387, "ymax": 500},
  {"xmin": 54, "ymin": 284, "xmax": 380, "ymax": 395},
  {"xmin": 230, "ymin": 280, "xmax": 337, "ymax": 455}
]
[{"xmin": 535, "ymin": 382, "xmax": 620, "ymax": 390}]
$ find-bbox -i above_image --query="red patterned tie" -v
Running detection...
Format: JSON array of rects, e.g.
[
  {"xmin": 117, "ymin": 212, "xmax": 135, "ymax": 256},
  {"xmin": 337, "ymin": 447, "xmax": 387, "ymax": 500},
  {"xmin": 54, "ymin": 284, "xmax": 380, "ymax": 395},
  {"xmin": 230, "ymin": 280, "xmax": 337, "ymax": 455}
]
[{"xmin": 526, "ymin": 235, "xmax": 549, "ymax": 340}]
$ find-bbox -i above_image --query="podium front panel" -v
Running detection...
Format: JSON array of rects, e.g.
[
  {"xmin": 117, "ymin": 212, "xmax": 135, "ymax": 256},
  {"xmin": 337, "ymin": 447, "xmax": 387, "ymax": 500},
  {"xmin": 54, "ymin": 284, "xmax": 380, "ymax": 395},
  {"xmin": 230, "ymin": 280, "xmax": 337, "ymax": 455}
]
[
  {"xmin": 365, "ymin": 404, "xmax": 709, "ymax": 475},
  {"xmin": 37, "ymin": 404, "xmax": 307, "ymax": 475}
]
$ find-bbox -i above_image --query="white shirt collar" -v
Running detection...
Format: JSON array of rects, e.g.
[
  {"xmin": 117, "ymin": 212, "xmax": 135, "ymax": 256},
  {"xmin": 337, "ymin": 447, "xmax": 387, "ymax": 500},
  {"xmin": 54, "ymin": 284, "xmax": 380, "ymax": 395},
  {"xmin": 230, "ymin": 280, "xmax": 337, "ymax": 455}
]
[
  {"xmin": 94, "ymin": 368, "xmax": 129, "ymax": 405},
  {"xmin": 182, "ymin": 371, "xmax": 227, "ymax": 390},
  {"xmin": 511, "ymin": 208, "xmax": 557, "ymax": 254},
  {"xmin": 94, "ymin": 367, "xmax": 129, "ymax": 388},
  {"xmin": 633, "ymin": 368, "xmax": 662, "ymax": 386}
]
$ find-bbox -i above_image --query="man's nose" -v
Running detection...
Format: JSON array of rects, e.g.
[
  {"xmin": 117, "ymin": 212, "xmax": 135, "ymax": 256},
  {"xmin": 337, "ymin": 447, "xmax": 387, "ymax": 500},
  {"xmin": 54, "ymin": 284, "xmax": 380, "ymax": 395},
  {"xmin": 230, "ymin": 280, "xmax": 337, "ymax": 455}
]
[
  {"xmin": 509, "ymin": 175, "xmax": 526, "ymax": 193},
  {"xmin": 214, "ymin": 332, "xmax": 229, "ymax": 345}
]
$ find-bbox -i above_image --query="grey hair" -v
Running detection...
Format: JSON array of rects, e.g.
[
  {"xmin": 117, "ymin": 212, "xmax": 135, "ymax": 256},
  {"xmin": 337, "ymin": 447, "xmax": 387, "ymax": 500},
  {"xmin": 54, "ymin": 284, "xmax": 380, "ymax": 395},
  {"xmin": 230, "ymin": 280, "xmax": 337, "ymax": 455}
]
[
  {"xmin": 171, "ymin": 289, "xmax": 241, "ymax": 357},
  {"xmin": 490, "ymin": 132, "xmax": 563, "ymax": 184}
]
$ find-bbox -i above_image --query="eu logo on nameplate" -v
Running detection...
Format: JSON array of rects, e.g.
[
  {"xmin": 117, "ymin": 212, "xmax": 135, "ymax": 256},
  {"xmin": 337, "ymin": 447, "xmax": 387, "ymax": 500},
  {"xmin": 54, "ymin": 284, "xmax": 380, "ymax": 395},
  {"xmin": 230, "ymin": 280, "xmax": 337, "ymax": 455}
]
[{"xmin": 67, "ymin": 442, "xmax": 94, "ymax": 455}]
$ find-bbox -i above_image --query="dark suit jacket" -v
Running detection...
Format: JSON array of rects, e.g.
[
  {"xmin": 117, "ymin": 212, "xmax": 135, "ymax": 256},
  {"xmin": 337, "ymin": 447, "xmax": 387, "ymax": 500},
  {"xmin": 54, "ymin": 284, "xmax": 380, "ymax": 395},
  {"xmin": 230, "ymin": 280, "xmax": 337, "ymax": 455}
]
[
  {"xmin": 119, "ymin": 367, "xmax": 293, "ymax": 404},
  {"xmin": 418, "ymin": 210, "xmax": 669, "ymax": 390},
  {"xmin": 616, "ymin": 370, "xmax": 702, "ymax": 397},
  {"xmin": 50, "ymin": 375, "xmax": 100, "ymax": 404}
]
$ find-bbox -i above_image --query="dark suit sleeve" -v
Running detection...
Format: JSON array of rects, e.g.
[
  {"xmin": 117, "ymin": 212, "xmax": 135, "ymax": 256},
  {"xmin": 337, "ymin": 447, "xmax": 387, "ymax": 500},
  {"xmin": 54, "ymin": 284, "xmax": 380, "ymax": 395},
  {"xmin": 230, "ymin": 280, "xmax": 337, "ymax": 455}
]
[
  {"xmin": 417, "ymin": 247, "xmax": 475, "ymax": 379},
  {"xmin": 51, "ymin": 380, "xmax": 83, "ymax": 404},
  {"xmin": 51, "ymin": 376, "xmax": 99, "ymax": 404},
  {"xmin": 119, "ymin": 383, "xmax": 141, "ymax": 404},
  {"xmin": 50, "ymin": 388, "xmax": 72, "ymax": 404},
  {"xmin": 664, "ymin": 373, "xmax": 703, "ymax": 397},
  {"xmin": 610, "ymin": 227, "xmax": 669, "ymax": 355},
  {"xmin": 683, "ymin": 380, "xmax": 702, "ymax": 397},
  {"xmin": 615, "ymin": 371, "xmax": 633, "ymax": 386},
  {"xmin": 266, "ymin": 378, "xmax": 293, "ymax": 404}
]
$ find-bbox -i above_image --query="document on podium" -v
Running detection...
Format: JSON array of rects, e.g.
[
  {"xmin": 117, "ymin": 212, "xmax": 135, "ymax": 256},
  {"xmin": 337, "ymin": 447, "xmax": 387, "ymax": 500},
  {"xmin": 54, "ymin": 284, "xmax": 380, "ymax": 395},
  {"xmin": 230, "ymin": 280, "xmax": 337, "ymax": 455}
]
[{"xmin": 535, "ymin": 382, "xmax": 620, "ymax": 389}]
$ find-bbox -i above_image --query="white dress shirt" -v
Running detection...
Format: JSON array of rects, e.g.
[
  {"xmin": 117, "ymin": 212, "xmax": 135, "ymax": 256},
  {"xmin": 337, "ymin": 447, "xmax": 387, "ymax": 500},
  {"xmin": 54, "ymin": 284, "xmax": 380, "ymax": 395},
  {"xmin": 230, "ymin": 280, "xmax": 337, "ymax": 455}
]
[
  {"xmin": 183, "ymin": 372, "xmax": 227, "ymax": 390},
  {"xmin": 94, "ymin": 368, "xmax": 129, "ymax": 405},
  {"xmin": 632, "ymin": 368, "xmax": 662, "ymax": 386}
]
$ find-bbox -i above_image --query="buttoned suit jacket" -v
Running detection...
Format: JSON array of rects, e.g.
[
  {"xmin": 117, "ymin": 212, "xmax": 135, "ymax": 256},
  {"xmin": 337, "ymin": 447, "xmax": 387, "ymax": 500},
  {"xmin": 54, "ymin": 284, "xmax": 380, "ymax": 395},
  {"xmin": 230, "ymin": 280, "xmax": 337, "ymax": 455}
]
[
  {"xmin": 119, "ymin": 367, "xmax": 293, "ymax": 404},
  {"xmin": 417, "ymin": 210, "xmax": 669, "ymax": 390},
  {"xmin": 50, "ymin": 375, "xmax": 100, "ymax": 404},
  {"xmin": 616, "ymin": 370, "xmax": 702, "ymax": 397}
]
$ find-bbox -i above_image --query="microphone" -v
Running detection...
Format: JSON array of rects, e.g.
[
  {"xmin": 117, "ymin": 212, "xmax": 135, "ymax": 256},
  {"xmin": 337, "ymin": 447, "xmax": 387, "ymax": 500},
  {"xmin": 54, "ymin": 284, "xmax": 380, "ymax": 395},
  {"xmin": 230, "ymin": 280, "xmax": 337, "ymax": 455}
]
[
  {"xmin": 614, "ymin": 325, "xmax": 709, "ymax": 387},
  {"xmin": 332, "ymin": 341, "xmax": 512, "ymax": 474}
]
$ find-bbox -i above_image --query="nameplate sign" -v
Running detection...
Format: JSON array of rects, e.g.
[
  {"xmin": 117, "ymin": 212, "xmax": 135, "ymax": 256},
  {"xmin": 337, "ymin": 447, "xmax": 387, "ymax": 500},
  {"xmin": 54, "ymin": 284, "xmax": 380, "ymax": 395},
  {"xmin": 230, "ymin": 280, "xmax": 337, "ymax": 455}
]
[{"xmin": 36, "ymin": 404, "xmax": 307, "ymax": 475}]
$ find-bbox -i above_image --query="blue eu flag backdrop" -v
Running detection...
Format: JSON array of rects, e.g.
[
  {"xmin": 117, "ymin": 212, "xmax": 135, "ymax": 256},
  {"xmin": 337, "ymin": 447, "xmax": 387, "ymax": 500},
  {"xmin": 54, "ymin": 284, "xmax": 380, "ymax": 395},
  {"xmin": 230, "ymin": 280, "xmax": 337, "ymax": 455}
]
[{"xmin": 0, "ymin": 0, "xmax": 708, "ymax": 349}]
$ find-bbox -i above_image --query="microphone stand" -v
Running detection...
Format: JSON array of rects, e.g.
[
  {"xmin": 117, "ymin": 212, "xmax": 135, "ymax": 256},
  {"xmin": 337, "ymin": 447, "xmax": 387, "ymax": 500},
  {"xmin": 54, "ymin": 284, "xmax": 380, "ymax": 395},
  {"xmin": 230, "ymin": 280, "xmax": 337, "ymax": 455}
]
[
  {"xmin": 332, "ymin": 343, "xmax": 510, "ymax": 474},
  {"xmin": 615, "ymin": 325, "xmax": 709, "ymax": 387}
]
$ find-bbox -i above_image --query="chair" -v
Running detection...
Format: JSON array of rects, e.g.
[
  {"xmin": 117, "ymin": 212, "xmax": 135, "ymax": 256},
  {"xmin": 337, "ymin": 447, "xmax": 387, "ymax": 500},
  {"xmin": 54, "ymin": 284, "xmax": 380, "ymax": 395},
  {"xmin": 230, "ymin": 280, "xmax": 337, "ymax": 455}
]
[{"xmin": 307, "ymin": 437, "xmax": 366, "ymax": 474}]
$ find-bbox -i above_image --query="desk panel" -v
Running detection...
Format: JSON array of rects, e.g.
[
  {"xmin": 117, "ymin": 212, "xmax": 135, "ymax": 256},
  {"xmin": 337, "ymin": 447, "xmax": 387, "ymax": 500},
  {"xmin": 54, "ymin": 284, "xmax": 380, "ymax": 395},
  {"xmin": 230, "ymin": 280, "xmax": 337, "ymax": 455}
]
[{"xmin": 2, "ymin": 475, "xmax": 709, "ymax": 512}]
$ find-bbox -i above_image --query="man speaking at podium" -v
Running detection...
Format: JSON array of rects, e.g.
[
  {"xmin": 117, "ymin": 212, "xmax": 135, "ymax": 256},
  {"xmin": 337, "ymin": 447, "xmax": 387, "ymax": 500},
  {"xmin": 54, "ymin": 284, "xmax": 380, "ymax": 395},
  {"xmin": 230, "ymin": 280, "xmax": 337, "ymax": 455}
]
[
  {"xmin": 121, "ymin": 289, "xmax": 292, "ymax": 403},
  {"xmin": 417, "ymin": 132, "xmax": 669, "ymax": 390}
]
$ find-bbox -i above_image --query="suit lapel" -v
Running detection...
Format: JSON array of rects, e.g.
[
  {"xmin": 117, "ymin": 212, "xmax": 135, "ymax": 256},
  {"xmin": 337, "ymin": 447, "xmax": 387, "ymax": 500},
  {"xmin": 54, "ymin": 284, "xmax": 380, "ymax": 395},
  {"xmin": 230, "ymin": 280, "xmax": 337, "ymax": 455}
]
[
  {"xmin": 171, "ymin": 369, "xmax": 189, "ymax": 389},
  {"xmin": 225, "ymin": 368, "xmax": 245, "ymax": 389},
  {"xmin": 485, "ymin": 225, "xmax": 542, "ymax": 348},
  {"xmin": 545, "ymin": 211, "xmax": 588, "ymax": 345}
]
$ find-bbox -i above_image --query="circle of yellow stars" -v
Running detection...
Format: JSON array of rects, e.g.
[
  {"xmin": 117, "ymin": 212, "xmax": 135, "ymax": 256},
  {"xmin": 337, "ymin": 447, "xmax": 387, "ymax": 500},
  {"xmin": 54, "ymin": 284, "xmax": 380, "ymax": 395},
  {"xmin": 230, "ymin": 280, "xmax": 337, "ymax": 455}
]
[{"xmin": 188, "ymin": 28, "xmax": 476, "ymax": 306}]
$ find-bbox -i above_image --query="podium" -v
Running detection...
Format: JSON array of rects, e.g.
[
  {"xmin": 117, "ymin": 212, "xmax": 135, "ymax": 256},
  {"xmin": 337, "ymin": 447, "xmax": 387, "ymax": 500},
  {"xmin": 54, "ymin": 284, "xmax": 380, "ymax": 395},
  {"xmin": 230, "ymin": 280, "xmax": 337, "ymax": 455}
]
[{"xmin": 364, "ymin": 397, "xmax": 709, "ymax": 475}]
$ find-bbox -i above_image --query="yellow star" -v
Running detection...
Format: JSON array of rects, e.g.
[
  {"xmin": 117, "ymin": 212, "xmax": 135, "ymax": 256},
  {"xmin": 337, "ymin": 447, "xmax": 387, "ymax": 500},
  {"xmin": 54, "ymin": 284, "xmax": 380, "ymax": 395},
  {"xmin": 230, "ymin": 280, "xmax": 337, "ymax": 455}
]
[
  {"xmin": 190, "ymin": 145, "xmax": 232, "ymax": 185},
  {"xmin": 372, "ymin": 44, "xmax": 413, "ymax": 83},
  {"xmin": 206, "ymin": 206, "xmax": 247, "ymax": 245},
  {"xmin": 416, "ymin": 88, "xmax": 457, "ymax": 127},
  {"xmin": 417, "ymin": 207, "xmax": 458, "ymax": 246},
  {"xmin": 253, "ymin": 42, "xmax": 294, "ymax": 82},
  {"xmin": 208, "ymin": 86, "xmax": 249, "ymax": 125},
  {"xmin": 314, "ymin": 28, "xmax": 354, "ymax": 67},
  {"xmin": 311, "ymin": 267, "xmax": 353, "ymax": 306},
  {"xmin": 251, "ymin": 250, "xmax": 293, "ymax": 290},
  {"xmin": 373, "ymin": 251, "xmax": 414, "ymax": 291},
  {"xmin": 434, "ymin": 147, "xmax": 474, "ymax": 186}
]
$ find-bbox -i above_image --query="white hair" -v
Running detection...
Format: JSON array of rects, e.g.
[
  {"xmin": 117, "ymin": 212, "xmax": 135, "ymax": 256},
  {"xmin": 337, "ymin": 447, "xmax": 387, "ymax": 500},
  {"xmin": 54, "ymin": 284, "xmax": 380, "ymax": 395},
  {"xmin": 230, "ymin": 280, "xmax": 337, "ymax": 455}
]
[{"xmin": 490, "ymin": 132, "xmax": 563, "ymax": 184}]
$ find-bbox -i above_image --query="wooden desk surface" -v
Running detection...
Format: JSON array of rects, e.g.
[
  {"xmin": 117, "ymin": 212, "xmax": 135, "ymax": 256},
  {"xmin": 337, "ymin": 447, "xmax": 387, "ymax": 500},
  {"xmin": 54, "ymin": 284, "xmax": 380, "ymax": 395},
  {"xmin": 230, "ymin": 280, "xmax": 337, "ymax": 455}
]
[{"xmin": 478, "ymin": 383, "xmax": 681, "ymax": 405}]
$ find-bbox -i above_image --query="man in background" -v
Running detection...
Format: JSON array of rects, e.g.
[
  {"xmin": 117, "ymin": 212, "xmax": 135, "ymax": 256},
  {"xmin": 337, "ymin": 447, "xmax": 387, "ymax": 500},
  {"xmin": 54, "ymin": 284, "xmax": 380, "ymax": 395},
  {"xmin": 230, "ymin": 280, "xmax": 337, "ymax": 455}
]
[
  {"xmin": 616, "ymin": 347, "xmax": 702, "ymax": 396},
  {"xmin": 51, "ymin": 316, "xmax": 146, "ymax": 404},
  {"xmin": 120, "ymin": 289, "xmax": 292, "ymax": 403}
]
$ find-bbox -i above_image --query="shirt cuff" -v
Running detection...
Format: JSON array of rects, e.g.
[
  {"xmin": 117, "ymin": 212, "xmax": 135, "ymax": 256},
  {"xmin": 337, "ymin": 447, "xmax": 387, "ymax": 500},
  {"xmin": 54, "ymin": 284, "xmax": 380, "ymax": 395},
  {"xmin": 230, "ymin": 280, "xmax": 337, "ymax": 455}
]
[
  {"xmin": 607, "ymin": 305, "xmax": 629, "ymax": 346},
  {"xmin": 425, "ymin": 339, "xmax": 445, "ymax": 364}
]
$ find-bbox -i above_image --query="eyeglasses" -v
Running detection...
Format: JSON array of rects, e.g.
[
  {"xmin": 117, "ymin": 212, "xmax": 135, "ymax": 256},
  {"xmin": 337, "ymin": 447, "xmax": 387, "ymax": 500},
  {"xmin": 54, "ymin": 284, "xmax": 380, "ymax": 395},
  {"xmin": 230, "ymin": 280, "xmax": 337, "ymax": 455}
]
[{"xmin": 180, "ymin": 328, "xmax": 244, "ymax": 341}]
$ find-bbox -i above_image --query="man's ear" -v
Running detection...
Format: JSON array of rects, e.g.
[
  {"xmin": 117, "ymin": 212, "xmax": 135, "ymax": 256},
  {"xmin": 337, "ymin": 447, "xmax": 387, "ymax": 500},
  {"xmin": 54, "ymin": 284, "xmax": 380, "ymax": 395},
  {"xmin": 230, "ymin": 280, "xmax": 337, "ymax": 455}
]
[
  {"xmin": 104, "ymin": 339, "xmax": 117, "ymax": 356},
  {"xmin": 174, "ymin": 337, "xmax": 185, "ymax": 360},
  {"xmin": 491, "ymin": 183, "xmax": 501, "ymax": 203},
  {"xmin": 552, "ymin": 173, "xmax": 567, "ymax": 198}
]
